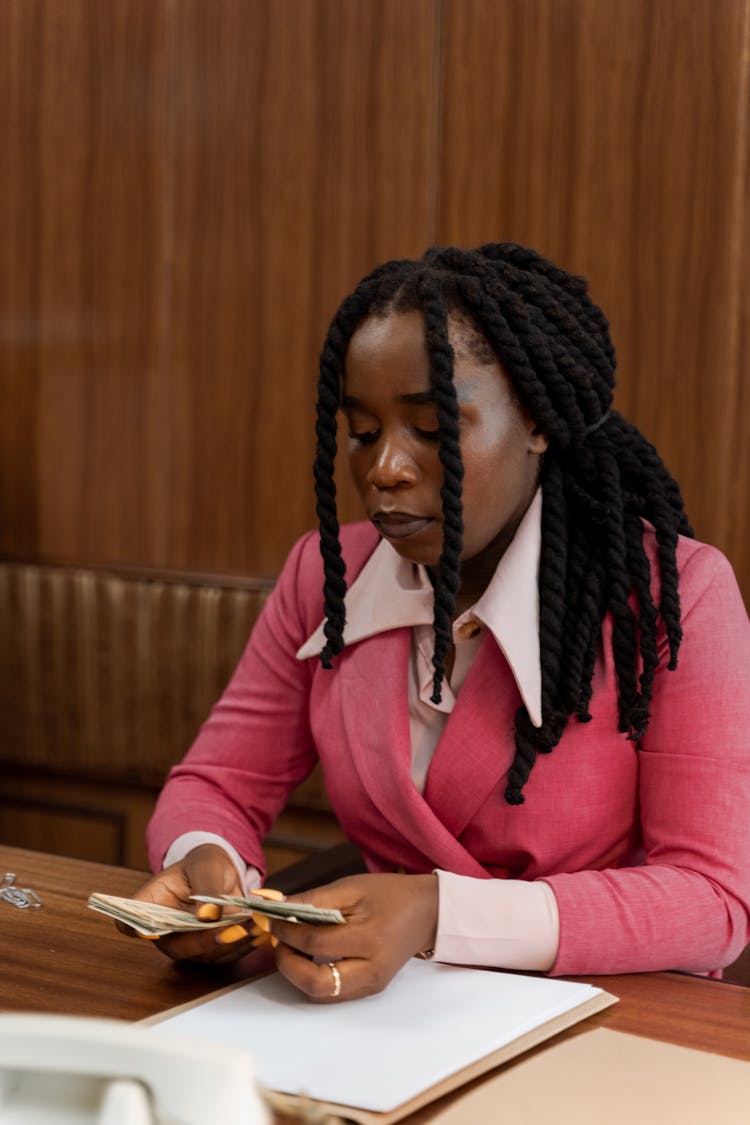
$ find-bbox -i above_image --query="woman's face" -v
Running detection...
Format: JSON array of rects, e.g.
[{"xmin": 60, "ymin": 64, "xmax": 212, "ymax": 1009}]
[{"xmin": 342, "ymin": 310, "xmax": 548, "ymax": 580}]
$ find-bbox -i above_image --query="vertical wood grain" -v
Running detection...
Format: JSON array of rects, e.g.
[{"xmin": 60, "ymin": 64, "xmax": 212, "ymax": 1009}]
[
  {"xmin": 1, "ymin": 0, "xmax": 747, "ymax": 601},
  {"xmin": 0, "ymin": 1, "xmax": 43, "ymax": 555},
  {"xmin": 724, "ymin": 2, "xmax": 750, "ymax": 595},
  {"xmin": 437, "ymin": 0, "xmax": 749, "ymax": 596},
  {"xmin": 0, "ymin": 0, "xmax": 438, "ymax": 576},
  {"xmin": 162, "ymin": 0, "xmax": 437, "ymax": 574},
  {"xmin": 1, "ymin": 1, "xmax": 171, "ymax": 564}
]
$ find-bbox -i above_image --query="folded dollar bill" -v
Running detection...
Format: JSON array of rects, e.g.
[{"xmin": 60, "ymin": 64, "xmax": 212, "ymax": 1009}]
[
  {"xmin": 88, "ymin": 891, "xmax": 345, "ymax": 937},
  {"xmin": 87, "ymin": 893, "xmax": 250, "ymax": 937},
  {"xmin": 192, "ymin": 894, "xmax": 345, "ymax": 927}
]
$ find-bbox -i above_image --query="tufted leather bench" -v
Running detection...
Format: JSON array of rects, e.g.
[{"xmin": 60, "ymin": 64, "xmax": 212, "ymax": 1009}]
[{"xmin": 0, "ymin": 560, "xmax": 343, "ymax": 870}]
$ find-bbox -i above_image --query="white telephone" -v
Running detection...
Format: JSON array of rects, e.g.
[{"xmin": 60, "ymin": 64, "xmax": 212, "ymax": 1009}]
[{"xmin": 0, "ymin": 1013, "xmax": 270, "ymax": 1124}]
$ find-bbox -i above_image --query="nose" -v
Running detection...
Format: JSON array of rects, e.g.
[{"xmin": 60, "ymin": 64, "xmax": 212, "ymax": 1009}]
[{"xmin": 365, "ymin": 436, "xmax": 419, "ymax": 491}]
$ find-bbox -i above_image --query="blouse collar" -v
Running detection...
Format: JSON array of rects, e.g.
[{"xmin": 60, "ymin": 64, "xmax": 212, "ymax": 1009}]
[{"xmin": 297, "ymin": 489, "xmax": 542, "ymax": 727}]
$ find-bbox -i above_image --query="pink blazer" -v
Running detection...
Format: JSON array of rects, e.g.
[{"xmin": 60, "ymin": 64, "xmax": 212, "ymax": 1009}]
[{"xmin": 148, "ymin": 522, "xmax": 750, "ymax": 976}]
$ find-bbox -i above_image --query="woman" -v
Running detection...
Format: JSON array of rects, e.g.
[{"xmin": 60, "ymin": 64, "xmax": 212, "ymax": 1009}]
[{"xmin": 135, "ymin": 243, "xmax": 750, "ymax": 1002}]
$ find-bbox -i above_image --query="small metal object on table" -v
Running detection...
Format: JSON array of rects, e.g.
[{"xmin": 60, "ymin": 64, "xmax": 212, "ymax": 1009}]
[{"xmin": 0, "ymin": 872, "xmax": 42, "ymax": 910}]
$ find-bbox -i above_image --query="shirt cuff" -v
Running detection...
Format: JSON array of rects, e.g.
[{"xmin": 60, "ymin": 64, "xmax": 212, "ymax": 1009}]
[
  {"xmin": 161, "ymin": 832, "xmax": 262, "ymax": 895},
  {"xmin": 432, "ymin": 870, "xmax": 560, "ymax": 971}
]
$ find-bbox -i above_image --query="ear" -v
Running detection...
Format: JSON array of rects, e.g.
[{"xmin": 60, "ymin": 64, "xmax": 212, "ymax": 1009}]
[{"xmin": 527, "ymin": 422, "xmax": 549, "ymax": 456}]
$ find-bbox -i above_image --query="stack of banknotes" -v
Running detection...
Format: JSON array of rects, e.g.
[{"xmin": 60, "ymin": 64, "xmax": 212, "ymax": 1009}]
[{"xmin": 87, "ymin": 891, "xmax": 345, "ymax": 937}]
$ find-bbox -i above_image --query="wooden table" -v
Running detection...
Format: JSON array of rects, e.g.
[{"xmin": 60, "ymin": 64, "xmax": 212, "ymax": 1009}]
[{"xmin": 1, "ymin": 845, "xmax": 749, "ymax": 1117}]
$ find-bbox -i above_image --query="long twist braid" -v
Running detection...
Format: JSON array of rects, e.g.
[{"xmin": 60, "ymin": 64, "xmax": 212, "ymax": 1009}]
[
  {"xmin": 418, "ymin": 274, "xmax": 464, "ymax": 703},
  {"xmin": 314, "ymin": 271, "xmax": 404, "ymax": 665}
]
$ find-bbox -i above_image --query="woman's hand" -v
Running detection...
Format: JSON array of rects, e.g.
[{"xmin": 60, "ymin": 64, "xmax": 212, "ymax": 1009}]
[
  {"xmin": 120, "ymin": 843, "xmax": 257, "ymax": 965},
  {"xmin": 269, "ymin": 873, "xmax": 438, "ymax": 1002}
]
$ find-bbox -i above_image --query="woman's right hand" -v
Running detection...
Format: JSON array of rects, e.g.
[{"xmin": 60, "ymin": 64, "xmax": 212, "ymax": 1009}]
[{"xmin": 120, "ymin": 843, "xmax": 257, "ymax": 965}]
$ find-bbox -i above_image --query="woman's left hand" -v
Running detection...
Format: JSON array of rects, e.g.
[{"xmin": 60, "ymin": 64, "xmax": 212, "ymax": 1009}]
[{"xmin": 268, "ymin": 872, "xmax": 438, "ymax": 1003}]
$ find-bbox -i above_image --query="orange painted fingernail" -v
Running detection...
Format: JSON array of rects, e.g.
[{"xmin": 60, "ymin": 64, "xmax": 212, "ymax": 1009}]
[
  {"xmin": 196, "ymin": 903, "xmax": 221, "ymax": 922},
  {"xmin": 216, "ymin": 924, "xmax": 249, "ymax": 945},
  {"xmin": 253, "ymin": 887, "xmax": 285, "ymax": 902},
  {"xmin": 251, "ymin": 931, "xmax": 280, "ymax": 949},
  {"xmin": 253, "ymin": 913, "xmax": 271, "ymax": 933},
  {"xmin": 137, "ymin": 932, "xmax": 161, "ymax": 941}
]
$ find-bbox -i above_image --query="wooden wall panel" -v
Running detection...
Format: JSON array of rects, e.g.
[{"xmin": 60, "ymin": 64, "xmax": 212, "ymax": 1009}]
[
  {"xmin": 0, "ymin": 1, "xmax": 169, "ymax": 564},
  {"xmin": 162, "ymin": 0, "xmax": 438, "ymax": 574},
  {"xmin": 0, "ymin": 2, "xmax": 40, "ymax": 556},
  {"xmin": 1, "ymin": 0, "xmax": 747, "ymax": 594},
  {"xmin": 0, "ymin": 0, "xmax": 438, "ymax": 577},
  {"xmin": 437, "ymin": 0, "xmax": 749, "ymax": 598},
  {"xmin": 725, "ymin": 19, "xmax": 750, "ymax": 602}
]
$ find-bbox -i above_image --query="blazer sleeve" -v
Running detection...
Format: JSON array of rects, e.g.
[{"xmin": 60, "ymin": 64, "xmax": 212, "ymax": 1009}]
[
  {"xmin": 544, "ymin": 544, "xmax": 750, "ymax": 975},
  {"xmin": 146, "ymin": 530, "xmax": 322, "ymax": 877}
]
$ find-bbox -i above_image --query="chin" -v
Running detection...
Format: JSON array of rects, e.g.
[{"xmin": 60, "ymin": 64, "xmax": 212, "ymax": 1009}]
[{"xmin": 387, "ymin": 540, "xmax": 440, "ymax": 568}]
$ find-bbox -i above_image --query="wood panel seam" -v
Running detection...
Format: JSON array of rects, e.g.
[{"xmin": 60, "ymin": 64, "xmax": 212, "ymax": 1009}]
[
  {"xmin": 427, "ymin": 0, "xmax": 446, "ymax": 246},
  {"xmin": 152, "ymin": 0, "xmax": 179, "ymax": 564},
  {"xmin": 724, "ymin": 0, "xmax": 750, "ymax": 546}
]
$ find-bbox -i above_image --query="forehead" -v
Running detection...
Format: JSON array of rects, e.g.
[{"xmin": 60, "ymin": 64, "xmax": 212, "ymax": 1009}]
[{"xmin": 344, "ymin": 309, "xmax": 498, "ymax": 392}]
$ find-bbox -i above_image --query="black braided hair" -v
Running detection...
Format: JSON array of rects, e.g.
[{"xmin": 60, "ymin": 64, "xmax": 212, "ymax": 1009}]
[{"xmin": 312, "ymin": 243, "xmax": 693, "ymax": 804}]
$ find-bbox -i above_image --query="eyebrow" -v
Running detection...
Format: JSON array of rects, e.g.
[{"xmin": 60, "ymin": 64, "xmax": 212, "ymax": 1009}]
[
  {"xmin": 341, "ymin": 391, "xmax": 434, "ymax": 407},
  {"xmin": 342, "ymin": 388, "xmax": 473, "ymax": 407}
]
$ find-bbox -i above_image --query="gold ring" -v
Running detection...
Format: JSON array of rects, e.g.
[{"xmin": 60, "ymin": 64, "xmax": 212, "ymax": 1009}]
[{"xmin": 328, "ymin": 961, "xmax": 341, "ymax": 998}]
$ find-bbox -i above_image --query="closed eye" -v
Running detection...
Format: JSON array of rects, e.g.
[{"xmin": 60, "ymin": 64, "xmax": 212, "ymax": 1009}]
[
  {"xmin": 348, "ymin": 429, "xmax": 379, "ymax": 446},
  {"xmin": 349, "ymin": 428, "xmax": 440, "ymax": 445}
]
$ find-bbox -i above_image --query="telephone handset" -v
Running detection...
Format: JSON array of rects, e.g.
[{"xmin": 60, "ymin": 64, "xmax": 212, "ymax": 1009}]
[{"xmin": 0, "ymin": 1013, "xmax": 270, "ymax": 1123}]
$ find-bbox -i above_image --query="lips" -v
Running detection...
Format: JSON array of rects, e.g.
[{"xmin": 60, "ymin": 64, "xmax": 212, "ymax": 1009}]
[{"xmin": 372, "ymin": 511, "xmax": 434, "ymax": 540}]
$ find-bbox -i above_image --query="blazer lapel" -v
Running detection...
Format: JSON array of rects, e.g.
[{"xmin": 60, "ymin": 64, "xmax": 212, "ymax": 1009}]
[
  {"xmin": 338, "ymin": 630, "xmax": 491, "ymax": 877},
  {"xmin": 423, "ymin": 633, "xmax": 519, "ymax": 838}
]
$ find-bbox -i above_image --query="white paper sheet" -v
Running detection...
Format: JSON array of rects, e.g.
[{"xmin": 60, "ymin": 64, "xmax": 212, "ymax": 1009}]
[{"xmin": 154, "ymin": 960, "xmax": 603, "ymax": 1113}]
